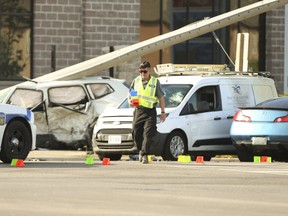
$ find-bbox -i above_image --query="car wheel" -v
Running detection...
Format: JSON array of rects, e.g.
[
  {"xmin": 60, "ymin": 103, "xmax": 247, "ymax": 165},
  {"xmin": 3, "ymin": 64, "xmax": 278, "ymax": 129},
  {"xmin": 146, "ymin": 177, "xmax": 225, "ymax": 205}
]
[
  {"xmin": 98, "ymin": 154, "xmax": 122, "ymax": 161},
  {"xmin": 162, "ymin": 131, "xmax": 187, "ymax": 161},
  {"xmin": 0, "ymin": 120, "xmax": 32, "ymax": 164},
  {"xmin": 235, "ymin": 145, "xmax": 253, "ymax": 162},
  {"xmin": 273, "ymin": 152, "xmax": 288, "ymax": 162}
]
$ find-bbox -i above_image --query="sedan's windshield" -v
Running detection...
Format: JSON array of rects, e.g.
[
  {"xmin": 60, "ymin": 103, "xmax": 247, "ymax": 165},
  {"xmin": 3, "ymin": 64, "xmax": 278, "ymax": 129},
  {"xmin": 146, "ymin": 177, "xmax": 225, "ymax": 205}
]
[{"xmin": 120, "ymin": 84, "xmax": 192, "ymax": 109}]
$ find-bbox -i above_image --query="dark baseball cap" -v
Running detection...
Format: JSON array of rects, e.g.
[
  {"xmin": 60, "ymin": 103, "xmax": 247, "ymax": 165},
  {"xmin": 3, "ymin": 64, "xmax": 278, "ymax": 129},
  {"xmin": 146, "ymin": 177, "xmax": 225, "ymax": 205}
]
[{"xmin": 139, "ymin": 61, "xmax": 151, "ymax": 69}]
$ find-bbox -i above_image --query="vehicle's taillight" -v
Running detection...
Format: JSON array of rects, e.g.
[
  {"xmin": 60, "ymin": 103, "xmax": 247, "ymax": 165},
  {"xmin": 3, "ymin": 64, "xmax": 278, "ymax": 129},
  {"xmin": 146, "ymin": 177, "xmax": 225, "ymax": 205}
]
[
  {"xmin": 233, "ymin": 111, "xmax": 251, "ymax": 122},
  {"xmin": 274, "ymin": 115, "xmax": 288, "ymax": 122}
]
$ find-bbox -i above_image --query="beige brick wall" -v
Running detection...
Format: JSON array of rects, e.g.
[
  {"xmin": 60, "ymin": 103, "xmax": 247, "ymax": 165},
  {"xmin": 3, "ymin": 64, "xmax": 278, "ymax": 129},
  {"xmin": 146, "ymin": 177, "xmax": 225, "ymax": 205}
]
[
  {"xmin": 29, "ymin": 2, "xmax": 287, "ymax": 90},
  {"xmin": 33, "ymin": 0, "xmax": 140, "ymax": 82},
  {"xmin": 266, "ymin": 7, "xmax": 285, "ymax": 94}
]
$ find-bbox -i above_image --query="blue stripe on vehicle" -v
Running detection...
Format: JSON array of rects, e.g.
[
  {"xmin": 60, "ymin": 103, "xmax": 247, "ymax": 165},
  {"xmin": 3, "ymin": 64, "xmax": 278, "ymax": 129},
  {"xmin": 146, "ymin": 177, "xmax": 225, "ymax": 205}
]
[
  {"xmin": 0, "ymin": 107, "xmax": 32, "ymax": 124},
  {"xmin": 5, "ymin": 113, "xmax": 29, "ymax": 124},
  {"xmin": 26, "ymin": 109, "xmax": 32, "ymax": 121}
]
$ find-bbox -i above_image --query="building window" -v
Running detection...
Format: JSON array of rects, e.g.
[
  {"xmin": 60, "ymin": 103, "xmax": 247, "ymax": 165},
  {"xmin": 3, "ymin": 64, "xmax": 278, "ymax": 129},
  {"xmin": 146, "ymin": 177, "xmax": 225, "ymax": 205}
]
[
  {"xmin": 172, "ymin": 0, "xmax": 215, "ymax": 64},
  {"xmin": 140, "ymin": 0, "xmax": 264, "ymax": 71},
  {"xmin": 0, "ymin": 0, "xmax": 32, "ymax": 80}
]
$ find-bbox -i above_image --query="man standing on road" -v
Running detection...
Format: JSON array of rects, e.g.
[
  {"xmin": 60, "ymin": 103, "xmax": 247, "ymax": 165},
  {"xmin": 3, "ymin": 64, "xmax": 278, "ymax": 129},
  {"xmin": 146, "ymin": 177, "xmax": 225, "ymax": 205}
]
[{"xmin": 129, "ymin": 61, "xmax": 166, "ymax": 164}]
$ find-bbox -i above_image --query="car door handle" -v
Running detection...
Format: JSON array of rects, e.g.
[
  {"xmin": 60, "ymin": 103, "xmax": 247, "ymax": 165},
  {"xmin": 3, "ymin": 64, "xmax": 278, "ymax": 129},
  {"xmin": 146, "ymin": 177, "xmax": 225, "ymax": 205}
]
[
  {"xmin": 214, "ymin": 117, "xmax": 221, "ymax": 120},
  {"xmin": 227, "ymin": 115, "xmax": 234, "ymax": 119}
]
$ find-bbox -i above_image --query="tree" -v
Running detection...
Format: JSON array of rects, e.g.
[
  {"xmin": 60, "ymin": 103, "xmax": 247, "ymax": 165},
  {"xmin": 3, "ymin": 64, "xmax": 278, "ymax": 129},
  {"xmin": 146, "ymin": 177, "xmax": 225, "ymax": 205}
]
[{"xmin": 0, "ymin": 0, "xmax": 30, "ymax": 79}]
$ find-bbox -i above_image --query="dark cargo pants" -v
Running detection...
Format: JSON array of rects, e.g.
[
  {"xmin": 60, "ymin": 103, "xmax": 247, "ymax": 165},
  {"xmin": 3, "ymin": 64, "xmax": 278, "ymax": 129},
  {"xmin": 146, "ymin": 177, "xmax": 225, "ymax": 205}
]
[{"xmin": 132, "ymin": 107, "xmax": 157, "ymax": 156}]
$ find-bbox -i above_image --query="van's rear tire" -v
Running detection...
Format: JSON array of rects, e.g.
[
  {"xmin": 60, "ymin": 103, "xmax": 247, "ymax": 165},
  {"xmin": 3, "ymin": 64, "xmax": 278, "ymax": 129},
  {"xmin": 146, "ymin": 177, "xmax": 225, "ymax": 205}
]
[
  {"xmin": 235, "ymin": 145, "xmax": 253, "ymax": 162},
  {"xmin": 162, "ymin": 131, "xmax": 187, "ymax": 161}
]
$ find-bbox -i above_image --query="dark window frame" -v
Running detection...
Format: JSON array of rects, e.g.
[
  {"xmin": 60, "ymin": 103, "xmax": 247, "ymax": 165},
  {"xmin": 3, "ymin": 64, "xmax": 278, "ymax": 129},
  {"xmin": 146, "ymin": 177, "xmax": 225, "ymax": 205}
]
[{"xmin": 156, "ymin": 0, "xmax": 265, "ymax": 70}]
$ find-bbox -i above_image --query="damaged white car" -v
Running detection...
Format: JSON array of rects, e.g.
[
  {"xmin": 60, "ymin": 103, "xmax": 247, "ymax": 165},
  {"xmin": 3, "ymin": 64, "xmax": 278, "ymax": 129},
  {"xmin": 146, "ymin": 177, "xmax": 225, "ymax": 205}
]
[{"xmin": 0, "ymin": 77, "xmax": 128, "ymax": 150}]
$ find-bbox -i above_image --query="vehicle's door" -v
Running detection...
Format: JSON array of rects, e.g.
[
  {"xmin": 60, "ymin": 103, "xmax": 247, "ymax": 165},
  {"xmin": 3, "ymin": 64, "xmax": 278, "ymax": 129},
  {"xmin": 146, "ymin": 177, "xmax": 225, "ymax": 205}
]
[
  {"xmin": 47, "ymin": 85, "xmax": 94, "ymax": 146},
  {"xmin": 6, "ymin": 88, "xmax": 47, "ymax": 136},
  {"xmin": 180, "ymin": 85, "xmax": 231, "ymax": 149}
]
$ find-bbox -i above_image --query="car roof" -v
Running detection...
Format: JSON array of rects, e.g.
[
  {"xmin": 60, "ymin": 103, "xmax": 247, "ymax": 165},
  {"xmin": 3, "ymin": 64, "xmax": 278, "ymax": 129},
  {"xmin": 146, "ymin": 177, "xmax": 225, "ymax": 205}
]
[
  {"xmin": 158, "ymin": 75, "xmax": 203, "ymax": 84},
  {"xmin": 257, "ymin": 96, "xmax": 288, "ymax": 106},
  {"xmin": 12, "ymin": 76, "xmax": 125, "ymax": 90},
  {"xmin": 157, "ymin": 74, "xmax": 272, "ymax": 85}
]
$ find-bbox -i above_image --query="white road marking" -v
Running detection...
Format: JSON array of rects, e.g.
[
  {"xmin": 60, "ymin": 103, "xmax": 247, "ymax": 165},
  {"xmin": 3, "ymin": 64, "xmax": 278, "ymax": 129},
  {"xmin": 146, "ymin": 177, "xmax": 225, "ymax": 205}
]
[{"xmin": 164, "ymin": 162, "xmax": 288, "ymax": 176}]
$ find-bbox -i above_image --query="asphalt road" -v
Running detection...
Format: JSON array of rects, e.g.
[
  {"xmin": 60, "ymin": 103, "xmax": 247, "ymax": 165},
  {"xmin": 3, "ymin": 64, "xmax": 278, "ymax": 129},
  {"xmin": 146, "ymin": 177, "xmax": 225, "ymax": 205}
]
[{"xmin": 0, "ymin": 150, "xmax": 288, "ymax": 216}]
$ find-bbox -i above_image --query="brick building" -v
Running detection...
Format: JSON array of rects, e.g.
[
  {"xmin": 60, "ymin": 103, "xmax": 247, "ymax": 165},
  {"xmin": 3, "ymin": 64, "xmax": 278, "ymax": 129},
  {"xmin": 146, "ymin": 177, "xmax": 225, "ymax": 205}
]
[
  {"xmin": 33, "ymin": 0, "xmax": 140, "ymax": 83},
  {"xmin": 266, "ymin": 7, "xmax": 286, "ymax": 93},
  {"xmin": 0, "ymin": 0, "xmax": 287, "ymax": 93}
]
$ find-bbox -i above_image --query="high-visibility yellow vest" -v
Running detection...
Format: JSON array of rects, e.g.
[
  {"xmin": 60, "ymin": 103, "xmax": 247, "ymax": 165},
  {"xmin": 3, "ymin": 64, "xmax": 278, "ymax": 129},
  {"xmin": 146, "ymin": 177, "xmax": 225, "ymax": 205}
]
[{"xmin": 134, "ymin": 76, "xmax": 158, "ymax": 108}]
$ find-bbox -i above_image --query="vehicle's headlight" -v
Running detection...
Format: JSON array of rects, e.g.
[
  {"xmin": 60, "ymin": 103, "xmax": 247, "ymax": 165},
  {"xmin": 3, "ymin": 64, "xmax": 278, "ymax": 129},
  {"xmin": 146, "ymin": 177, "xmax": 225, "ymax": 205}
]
[
  {"xmin": 156, "ymin": 113, "xmax": 169, "ymax": 124},
  {"xmin": 96, "ymin": 132, "xmax": 105, "ymax": 140},
  {"xmin": 95, "ymin": 119, "xmax": 103, "ymax": 127}
]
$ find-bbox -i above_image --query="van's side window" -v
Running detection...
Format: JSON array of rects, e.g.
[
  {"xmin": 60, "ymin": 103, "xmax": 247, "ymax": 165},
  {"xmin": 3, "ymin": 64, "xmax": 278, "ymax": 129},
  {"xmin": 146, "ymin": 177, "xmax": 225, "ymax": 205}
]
[{"xmin": 180, "ymin": 86, "xmax": 220, "ymax": 115}]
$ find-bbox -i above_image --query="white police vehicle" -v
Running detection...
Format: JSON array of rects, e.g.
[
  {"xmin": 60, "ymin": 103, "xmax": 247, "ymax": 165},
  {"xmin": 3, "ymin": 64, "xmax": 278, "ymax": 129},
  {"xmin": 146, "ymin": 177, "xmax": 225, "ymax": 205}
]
[
  {"xmin": 0, "ymin": 104, "xmax": 36, "ymax": 163},
  {"xmin": 92, "ymin": 64, "xmax": 278, "ymax": 161}
]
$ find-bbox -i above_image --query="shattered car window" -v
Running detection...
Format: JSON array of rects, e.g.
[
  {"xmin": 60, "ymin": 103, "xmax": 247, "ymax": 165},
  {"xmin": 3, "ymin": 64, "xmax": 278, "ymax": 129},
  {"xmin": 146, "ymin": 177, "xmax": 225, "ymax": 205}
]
[
  {"xmin": 8, "ymin": 89, "xmax": 43, "ymax": 109},
  {"xmin": 0, "ymin": 87, "xmax": 12, "ymax": 103},
  {"xmin": 88, "ymin": 83, "xmax": 113, "ymax": 99},
  {"xmin": 49, "ymin": 86, "xmax": 88, "ymax": 105},
  {"xmin": 119, "ymin": 84, "xmax": 192, "ymax": 109},
  {"xmin": 160, "ymin": 84, "xmax": 192, "ymax": 108}
]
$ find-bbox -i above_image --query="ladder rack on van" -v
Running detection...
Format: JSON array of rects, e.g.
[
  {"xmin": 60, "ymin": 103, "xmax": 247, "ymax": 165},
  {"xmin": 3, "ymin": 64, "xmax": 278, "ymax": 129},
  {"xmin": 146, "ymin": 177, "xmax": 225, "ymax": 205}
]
[{"xmin": 154, "ymin": 63, "xmax": 272, "ymax": 78}]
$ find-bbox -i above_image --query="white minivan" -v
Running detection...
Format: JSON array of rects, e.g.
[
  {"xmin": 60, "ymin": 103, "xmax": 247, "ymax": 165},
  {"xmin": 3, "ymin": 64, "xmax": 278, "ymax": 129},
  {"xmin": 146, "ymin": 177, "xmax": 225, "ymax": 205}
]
[{"xmin": 92, "ymin": 64, "xmax": 278, "ymax": 161}]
